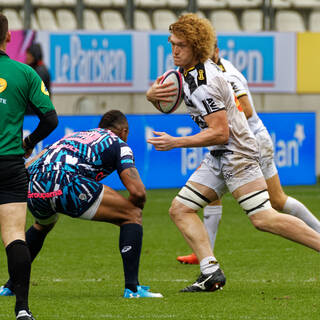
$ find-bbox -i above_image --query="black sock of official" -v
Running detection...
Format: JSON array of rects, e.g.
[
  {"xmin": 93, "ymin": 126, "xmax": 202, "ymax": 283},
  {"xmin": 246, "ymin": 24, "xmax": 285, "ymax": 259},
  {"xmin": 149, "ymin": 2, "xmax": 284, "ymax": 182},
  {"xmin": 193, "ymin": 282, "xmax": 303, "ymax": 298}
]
[
  {"xmin": 5, "ymin": 225, "xmax": 48, "ymax": 292},
  {"xmin": 6, "ymin": 240, "xmax": 31, "ymax": 315},
  {"xmin": 26, "ymin": 225, "xmax": 48, "ymax": 262},
  {"xmin": 119, "ymin": 223, "xmax": 143, "ymax": 292}
]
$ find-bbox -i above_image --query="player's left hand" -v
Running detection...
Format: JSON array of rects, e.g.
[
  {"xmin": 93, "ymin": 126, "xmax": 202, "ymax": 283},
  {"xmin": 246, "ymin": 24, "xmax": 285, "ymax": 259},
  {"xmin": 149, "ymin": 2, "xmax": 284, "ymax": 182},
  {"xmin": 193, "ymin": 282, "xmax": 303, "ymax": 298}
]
[
  {"xmin": 147, "ymin": 131, "xmax": 176, "ymax": 151},
  {"xmin": 146, "ymin": 76, "xmax": 177, "ymax": 103}
]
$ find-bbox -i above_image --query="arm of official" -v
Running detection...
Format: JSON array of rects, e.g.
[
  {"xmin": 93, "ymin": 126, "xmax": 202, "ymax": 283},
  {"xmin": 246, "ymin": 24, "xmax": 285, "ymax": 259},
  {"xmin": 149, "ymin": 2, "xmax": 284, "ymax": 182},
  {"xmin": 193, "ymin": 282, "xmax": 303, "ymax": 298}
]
[
  {"xmin": 120, "ymin": 167, "xmax": 146, "ymax": 209},
  {"xmin": 23, "ymin": 110, "xmax": 58, "ymax": 157},
  {"xmin": 23, "ymin": 67, "xmax": 58, "ymax": 157}
]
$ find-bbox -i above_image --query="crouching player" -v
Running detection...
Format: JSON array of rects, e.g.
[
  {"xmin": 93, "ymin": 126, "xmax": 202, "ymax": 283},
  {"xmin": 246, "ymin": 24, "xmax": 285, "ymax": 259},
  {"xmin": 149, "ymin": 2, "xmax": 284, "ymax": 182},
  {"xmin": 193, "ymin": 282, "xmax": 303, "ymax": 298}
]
[{"xmin": 0, "ymin": 110, "xmax": 162, "ymax": 298}]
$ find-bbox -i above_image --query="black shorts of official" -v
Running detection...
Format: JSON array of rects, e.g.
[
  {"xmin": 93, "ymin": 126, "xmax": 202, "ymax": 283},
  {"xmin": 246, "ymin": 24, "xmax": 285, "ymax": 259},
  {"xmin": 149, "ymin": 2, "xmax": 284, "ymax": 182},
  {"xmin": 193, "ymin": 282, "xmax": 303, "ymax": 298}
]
[{"xmin": 0, "ymin": 156, "xmax": 28, "ymax": 204}]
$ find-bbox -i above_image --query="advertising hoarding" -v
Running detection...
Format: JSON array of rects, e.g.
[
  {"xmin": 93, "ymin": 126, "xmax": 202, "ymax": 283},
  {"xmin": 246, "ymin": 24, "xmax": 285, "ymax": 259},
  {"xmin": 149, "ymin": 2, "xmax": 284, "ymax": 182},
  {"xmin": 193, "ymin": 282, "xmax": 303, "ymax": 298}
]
[
  {"xmin": 24, "ymin": 112, "xmax": 315, "ymax": 189},
  {"xmin": 297, "ymin": 32, "xmax": 320, "ymax": 93},
  {"xmin": 34, "ymin": 31, "xmax": 296, "ymax": 93}
]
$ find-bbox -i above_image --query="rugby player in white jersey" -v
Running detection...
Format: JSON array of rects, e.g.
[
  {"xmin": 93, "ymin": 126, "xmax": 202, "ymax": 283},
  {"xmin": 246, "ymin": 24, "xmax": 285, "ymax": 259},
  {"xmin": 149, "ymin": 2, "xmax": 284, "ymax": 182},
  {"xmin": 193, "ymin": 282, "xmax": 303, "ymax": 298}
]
[
  {"xmin": 146, "ymin": 13, "xmax": 320, "ymax": 292},
  {"xmin": 177, "ymin": 43, "xmax": 320, "ymax": 265}
]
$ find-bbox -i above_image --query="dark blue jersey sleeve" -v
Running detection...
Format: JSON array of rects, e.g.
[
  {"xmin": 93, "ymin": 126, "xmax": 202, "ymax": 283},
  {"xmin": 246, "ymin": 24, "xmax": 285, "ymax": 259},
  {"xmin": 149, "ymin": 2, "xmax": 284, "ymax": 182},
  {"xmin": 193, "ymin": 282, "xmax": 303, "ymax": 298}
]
[{"xmin": 101, "ymin": 138, "xmax": 136, "ymax": 175}]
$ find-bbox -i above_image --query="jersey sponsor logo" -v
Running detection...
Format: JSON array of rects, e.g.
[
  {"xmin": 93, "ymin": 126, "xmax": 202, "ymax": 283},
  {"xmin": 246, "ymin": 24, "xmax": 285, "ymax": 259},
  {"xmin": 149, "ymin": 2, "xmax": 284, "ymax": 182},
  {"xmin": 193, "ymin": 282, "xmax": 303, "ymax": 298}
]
[
  {"xmin": 202, "ymin": 98, "xmax": 218, "ymax": 113},
  {"xmin": 0, "ymin": 78, "xmax": 7, "ymax": 93},
  {"xmin": 28, "ymin": 189, "xmax": 63, "ymax": 199},
  {"xmin": 41, "ymin": 81, "xmax": 49, "ymax": 96},
  {"xmin": 198, "ymin": 69, "xmax": 205, "ymax": 81}
]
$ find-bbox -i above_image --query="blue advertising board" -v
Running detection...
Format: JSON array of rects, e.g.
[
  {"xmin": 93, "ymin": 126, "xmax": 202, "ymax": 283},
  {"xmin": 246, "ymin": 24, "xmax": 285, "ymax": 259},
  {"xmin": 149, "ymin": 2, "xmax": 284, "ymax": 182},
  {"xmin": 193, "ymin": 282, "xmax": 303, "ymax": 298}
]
[
  {"xmin": 147, "ymin": 32, "xmax": 295, "ymax": 93},
  {"xmin": 37, "ymin": 31, "xmax": 296, "ymax": 93},
  {"xmin": 23, "ymin": 112, "xmax": 315, "ymax": 189},
  {"xmin": 149, "ymin": 34, "xmax": 275, "ymax": 88},
  {"xmin": 218, "ymin": 35, "xmax": 274, "ymax": 87},
  {"xmin": 50, "ymin": 32, "xmax": 133, "ymax": 88}
]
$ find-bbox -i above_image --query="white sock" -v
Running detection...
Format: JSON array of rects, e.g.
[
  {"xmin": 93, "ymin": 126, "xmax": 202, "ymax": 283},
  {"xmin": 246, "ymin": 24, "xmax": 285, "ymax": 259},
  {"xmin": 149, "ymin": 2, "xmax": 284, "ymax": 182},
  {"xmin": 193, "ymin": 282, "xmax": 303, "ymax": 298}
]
[
  {"xmin": 203, "ymin": 205, "xmax": 222, "ymax": 251},
  {"xmin": 200, "ymin": 256, "xmax": 219, "ymax": 275},
  {"xmin": 283, "ymin": 196, "xmax": 320, "ymax": 233}
]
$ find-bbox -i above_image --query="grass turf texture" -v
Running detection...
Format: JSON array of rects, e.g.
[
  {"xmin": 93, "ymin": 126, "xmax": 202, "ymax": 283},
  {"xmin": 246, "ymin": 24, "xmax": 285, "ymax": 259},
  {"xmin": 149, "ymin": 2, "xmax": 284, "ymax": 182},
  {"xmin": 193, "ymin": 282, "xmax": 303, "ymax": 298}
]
[{"xmin": 0, "ymin": 185, "xmax": 319, "ymax": 319}]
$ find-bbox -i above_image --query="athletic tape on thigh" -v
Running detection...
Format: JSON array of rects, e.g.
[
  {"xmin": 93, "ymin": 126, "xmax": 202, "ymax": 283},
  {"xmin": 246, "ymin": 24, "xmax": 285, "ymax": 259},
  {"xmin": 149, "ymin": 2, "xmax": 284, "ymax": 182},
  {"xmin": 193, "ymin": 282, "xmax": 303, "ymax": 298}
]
[
  {"xmin": 237, "ymin": 189, "xmax": 271, "ymax": 216},
  {"xmin": 176, "ymin": 182, "xmax": 211, "ymax": 211}
]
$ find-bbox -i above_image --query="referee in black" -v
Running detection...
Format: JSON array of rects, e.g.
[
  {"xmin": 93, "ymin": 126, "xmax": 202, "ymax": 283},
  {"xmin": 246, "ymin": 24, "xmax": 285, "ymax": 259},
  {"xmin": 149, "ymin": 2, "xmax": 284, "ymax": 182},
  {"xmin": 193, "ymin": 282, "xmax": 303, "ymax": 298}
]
[{"xmin": 0, "ymin": 13, "xmax": 58, "ymax": 320}]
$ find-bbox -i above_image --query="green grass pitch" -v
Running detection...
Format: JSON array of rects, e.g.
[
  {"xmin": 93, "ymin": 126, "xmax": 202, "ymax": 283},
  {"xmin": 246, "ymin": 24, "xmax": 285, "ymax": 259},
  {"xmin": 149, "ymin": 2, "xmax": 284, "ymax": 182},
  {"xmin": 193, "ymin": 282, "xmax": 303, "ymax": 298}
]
[{"xmin": 1, "ymin": 185, "xmax": 319, "ymax": 319}]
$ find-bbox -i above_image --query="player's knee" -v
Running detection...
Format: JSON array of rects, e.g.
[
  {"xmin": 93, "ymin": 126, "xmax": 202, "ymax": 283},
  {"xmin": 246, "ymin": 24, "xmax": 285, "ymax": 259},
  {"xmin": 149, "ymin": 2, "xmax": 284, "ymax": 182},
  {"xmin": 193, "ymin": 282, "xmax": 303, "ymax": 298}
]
[
  {"xmin": 269, "ymin": 195, "xmax": 286, "ymax": 211},
  {"xmin": 249, "ymin": 212, "xmax": 269, "ymax": 231},
  {"xmin": 170, "ymin": 183, "xmax": 208, "ymax": 220},
  {"xmin": 169, "ymin": 199, "xmax": 180, "ymax": 221},
  {"xmin": 169, "ymin": 198, "xmax": 196, "ymax": 222}
]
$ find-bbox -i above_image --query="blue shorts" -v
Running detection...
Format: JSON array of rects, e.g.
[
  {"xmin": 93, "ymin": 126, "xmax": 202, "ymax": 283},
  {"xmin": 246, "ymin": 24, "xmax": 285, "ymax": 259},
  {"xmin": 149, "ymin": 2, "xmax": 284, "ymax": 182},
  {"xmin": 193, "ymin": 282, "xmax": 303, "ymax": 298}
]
[{"xmin": 28, "ymin": 170, "xmax": 103, "ymax": 222}]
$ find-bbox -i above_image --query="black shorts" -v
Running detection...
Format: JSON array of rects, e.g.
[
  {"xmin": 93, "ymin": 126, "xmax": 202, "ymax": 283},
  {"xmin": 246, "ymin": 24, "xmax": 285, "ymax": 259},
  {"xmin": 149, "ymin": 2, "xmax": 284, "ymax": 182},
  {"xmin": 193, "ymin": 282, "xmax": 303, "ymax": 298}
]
[{"xmin": 0, "ymin": 156, "xmax": 28, "ymax": 204}]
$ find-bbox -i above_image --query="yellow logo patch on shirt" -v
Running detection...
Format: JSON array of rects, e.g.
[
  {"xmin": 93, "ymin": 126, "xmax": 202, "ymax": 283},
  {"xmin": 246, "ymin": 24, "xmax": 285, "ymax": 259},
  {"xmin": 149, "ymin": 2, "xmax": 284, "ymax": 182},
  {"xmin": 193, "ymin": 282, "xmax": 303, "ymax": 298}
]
[
  {"xmin": 41, "ymin": 81, "xmax": 49, "ymax": 96},
  {"xmin": 0, "ymin": 78, "xmax": 7, "ymax": 93}
]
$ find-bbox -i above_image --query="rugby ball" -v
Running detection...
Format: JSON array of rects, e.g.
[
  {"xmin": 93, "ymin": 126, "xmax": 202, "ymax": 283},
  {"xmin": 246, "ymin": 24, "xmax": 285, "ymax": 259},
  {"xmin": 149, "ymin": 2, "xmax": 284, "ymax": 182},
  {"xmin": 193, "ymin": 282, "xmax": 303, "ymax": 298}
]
[{"xmin": 156, "ymin": 70, "xmax": 184, "ymax": 114}]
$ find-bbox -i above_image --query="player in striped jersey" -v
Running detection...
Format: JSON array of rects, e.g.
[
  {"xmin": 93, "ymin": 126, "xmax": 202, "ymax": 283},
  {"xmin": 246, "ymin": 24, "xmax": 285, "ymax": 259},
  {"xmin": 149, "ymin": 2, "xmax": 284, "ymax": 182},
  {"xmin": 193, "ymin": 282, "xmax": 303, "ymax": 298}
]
[
  {"xmin": 1, "ymin": 110, "xmax": 162, "ymax": 299},
  {"xmin": 147, "ymin": 13, "xmax": 320, "ymax": 292},
  {"xmin": 177, "ymin": 43, "xmax": 320, "ymax": 265}
]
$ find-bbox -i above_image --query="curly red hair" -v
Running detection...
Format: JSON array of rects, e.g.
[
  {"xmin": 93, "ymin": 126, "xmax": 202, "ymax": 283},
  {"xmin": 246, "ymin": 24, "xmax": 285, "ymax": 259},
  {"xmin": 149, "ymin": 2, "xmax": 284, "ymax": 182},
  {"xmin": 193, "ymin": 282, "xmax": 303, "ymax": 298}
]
[{"xmin": 169, "ymin": 13, "xmax": 216, "ymax": 63}]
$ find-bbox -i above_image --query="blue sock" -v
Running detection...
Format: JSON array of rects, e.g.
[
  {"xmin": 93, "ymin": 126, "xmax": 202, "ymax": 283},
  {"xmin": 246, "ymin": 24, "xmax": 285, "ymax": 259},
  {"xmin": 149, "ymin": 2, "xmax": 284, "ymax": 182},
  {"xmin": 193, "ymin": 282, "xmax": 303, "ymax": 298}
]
[{"xmin": 119, "ymin": 223, "xmax": 143, "ymax": 292}]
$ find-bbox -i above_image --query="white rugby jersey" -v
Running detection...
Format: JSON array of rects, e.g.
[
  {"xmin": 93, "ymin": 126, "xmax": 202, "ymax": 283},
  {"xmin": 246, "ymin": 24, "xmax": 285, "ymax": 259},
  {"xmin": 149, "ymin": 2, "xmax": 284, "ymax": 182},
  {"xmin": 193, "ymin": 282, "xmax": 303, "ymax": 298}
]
[
  {"xmin": 181, "ymin": 59, "xmax": 258, "ymax": 157},
  {"xmin": 218, "ymin": 58, "xmax": 265, "ymax": 135}
]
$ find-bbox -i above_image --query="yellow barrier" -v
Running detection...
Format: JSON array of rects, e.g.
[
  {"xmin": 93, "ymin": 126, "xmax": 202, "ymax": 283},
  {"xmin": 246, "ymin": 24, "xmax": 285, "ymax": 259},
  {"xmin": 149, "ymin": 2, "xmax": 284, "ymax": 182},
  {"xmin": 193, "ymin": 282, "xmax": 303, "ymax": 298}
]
[{"xmin": 297, "ymin": 32, "xmax": 320, "ymax": 93}]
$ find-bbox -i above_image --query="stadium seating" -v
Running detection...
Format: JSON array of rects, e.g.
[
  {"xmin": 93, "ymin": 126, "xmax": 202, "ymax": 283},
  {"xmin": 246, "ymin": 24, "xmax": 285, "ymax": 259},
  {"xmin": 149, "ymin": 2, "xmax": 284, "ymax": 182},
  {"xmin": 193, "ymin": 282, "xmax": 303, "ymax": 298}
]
[
  {"xmin": 56, "ymin": 9, "xmax": 77, "ymax": 30},
  {"xmin": 291, "ymin": 0, "xmax": 320, "ymax": 8},
  {"xmin": 198, "ymin": 0, "xmax": 227, "ymax": 9},
  {"xmin": 227, "ymin": 0, "xmax": 262, "ymax": 8},
  {"xmin": 309, "ymin": 10, "xmax": 320, "ymax": 32},
  {"xmin": 38, "ymin": 0, "xmax": 64, "ymax": 7},
  {"xmin": 134, "ymin": 9, "xmax": 153, "ymax": 30},
  {"xmin": 3, "ymin": 9, "xmax": 23, "ymax": 29},
  {"xmin": 0, "ymin": 0, "xmax": 23, "ymax": 5},
  {"xmin": 153, "ymin": 9, "xmax": 177, "ymax": 30},
  {"xmin": 63, "ymin": 0, "xmax": 76, "ymax": 5},
  {"xmin": 181, "ymin": 10, "xmax": 206, "ymax": 19},
  {"xmin": 209, "ymin": 10, "xmax": 241, "ymax": 32},
  {"xmin": 37, "ymin": 8, "xmax": 59, "ymax": 30},
  {"xmin": 84, "ymin": 0, "xmax": 112, "ymax": 7},
  {"xmin": 84, "ymin": 9, "xmax": 102, "ymax": 30},
  {"xmin": 2, "ymin": 0, "xmax": 320, "ymax": 32},
  {"xmin": 137, "ymin": 0, "xmax": 167, "ymax": 8},
  {"xmin": 167, "ymin": 0, "xmax": 188, "ymax": 8},
  {"xmin": 242, "ymin": 9, "xmax": 263, "ymax": 31},
  {"xmin": 275, "ymin": 10, "xmax": 306, "ymax": 31},
  {"xmin": 20, "ymin": 10, "xmax": 40, "ymax": 30},
  {"xmin": 112, "ymin": 0, "xmax": 126, "ymax": 7},
  {"xmin": 100, "ymin": 10, "xmax": 126, "ymax": 30},
  {"xmin": 271, "ymin": 0, "xmax": 291, "ymax": 8}
]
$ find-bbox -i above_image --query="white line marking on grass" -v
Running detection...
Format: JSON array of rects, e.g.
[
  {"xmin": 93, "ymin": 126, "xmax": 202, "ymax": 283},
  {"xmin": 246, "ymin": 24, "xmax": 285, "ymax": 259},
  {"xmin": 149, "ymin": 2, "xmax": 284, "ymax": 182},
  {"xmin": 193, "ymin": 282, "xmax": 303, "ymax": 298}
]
[
  {"xmin": 50, "ymin": 278, "xmax": 189, "ymax": 283},
  {"xmin": 48, "ymin": 277, "xmax": 318, "ymax": 284}
]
